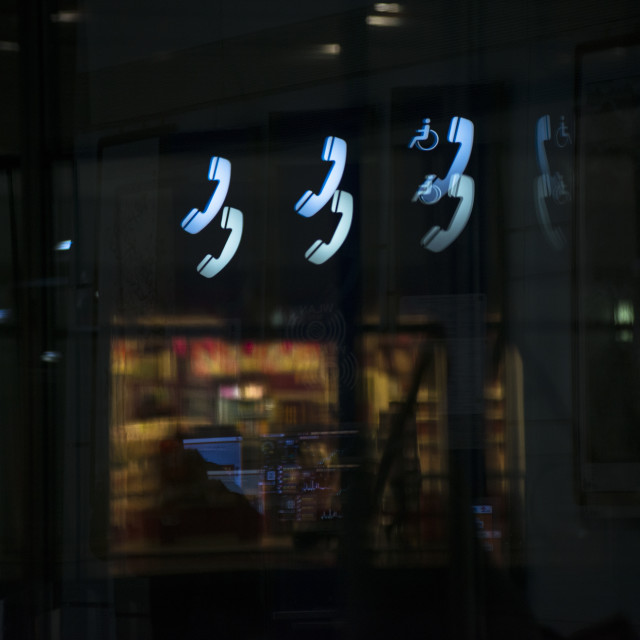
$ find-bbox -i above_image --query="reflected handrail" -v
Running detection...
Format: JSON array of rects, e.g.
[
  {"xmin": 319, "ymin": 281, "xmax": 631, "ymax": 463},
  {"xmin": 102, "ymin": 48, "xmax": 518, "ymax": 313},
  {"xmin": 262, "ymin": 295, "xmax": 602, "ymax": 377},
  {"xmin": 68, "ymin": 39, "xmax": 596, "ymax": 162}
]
[{"xmin": 371, "ymin": 343, "xmax": 435, "ymax": 512}]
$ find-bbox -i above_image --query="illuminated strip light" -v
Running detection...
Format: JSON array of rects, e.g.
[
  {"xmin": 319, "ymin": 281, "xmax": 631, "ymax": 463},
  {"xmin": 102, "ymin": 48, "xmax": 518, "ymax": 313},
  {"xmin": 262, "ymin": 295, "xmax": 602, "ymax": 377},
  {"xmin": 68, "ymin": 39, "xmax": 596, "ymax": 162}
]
[
  {"xmin": 365, "ymin": 15, "xmax": 403, "ymax": 26},
  {"xmin": 0, "ymin": 41, "xmax": 19, "ymax": 53},
  {"xmin": 614, "ymin": 300, "xmax": 634, "ymax": 342},
  {"xmin": 374, "ymin": 2, "xmax": 402, "ymax": 12},
  {"xmin": 51, "ymin": 11, "xmax": 82, "ymax": 23},
  {"xmin": 314, "ymin": 43, "xmax": 341, "ymax": 56},
  {"xmin": 54, "ymin": 240, "xmax": 72, "ymax": 251},
  {"xmin": 614, "ymin": 300, "xmax": 634, "ymax": 326}
]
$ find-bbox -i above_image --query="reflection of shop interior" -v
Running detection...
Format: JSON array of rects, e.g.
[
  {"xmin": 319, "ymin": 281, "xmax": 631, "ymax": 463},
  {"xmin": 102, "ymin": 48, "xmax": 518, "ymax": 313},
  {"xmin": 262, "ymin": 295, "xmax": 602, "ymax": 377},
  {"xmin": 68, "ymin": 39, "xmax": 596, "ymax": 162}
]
[
  {"xmin": 363, "ymin": 333, "xmax": 525, "ymax": 564},
  {"xmin": 108, "ymin": 322, "xmax": 524, "ymax": 565},
  {"xmin": 484, "ymin": 344, "xmax": 526, "ymax": 562},
  {"xmin": 363, "ymin": 335, "xmax": 449, "ymax": 552},
  {"xmin": 109, "ymin": 330, "xmax": 340, "ymax": 548}
]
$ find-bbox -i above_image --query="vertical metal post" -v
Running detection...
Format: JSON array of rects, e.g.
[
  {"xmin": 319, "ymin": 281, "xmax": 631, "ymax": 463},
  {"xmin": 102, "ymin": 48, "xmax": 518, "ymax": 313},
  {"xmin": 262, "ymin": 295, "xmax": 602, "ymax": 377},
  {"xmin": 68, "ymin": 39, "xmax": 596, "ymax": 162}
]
[{"xmin": 19, "ymin": 0, "xmax": 56, "ymax": 636}]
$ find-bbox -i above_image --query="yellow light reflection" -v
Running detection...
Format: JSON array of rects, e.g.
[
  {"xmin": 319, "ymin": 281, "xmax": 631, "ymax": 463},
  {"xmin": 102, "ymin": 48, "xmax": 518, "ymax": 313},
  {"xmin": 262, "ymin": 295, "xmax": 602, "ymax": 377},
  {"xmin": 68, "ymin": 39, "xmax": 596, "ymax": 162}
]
[
  {"xmin": 365, "ymin": 14, "xmax": 404, "ymax": 27},
  {"xmin": 374, "ymin": 2, "xmax": 402, "ymax": 12}
]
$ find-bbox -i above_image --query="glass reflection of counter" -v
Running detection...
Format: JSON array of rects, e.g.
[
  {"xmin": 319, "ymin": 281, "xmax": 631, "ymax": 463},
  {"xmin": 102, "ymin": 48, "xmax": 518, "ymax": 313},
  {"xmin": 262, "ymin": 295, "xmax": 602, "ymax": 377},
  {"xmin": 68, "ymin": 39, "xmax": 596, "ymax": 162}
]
[
  {"xmin": 110, "ymin": 421, "xmax": 261, "ymax": 546},
  {"xmin": 108, "ymin": 332, "xmax": 347, "ymax": 557},
  {"xmin": 109, "ymin": 418, "xmax": 358, "ymax": 554}
]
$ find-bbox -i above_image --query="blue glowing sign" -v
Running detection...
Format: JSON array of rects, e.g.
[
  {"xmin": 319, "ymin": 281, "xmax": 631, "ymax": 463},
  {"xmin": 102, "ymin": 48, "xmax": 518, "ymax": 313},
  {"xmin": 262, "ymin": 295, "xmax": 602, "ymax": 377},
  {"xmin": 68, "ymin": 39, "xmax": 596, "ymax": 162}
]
[
  {"xmin": 534, "ymin": 114, "xmax": 571, "ymax": 250},
  {"xmin": 305, "ymin": 190, "xmax": 353, "ymax": 265},
  {"xmin": 420, "ymin": 173, "xmax": 474, "ymax": 252},
  {"xmin": 196, "ymin": 206, "xmax": 244, "ymax": 278},
  {"xmin": 412, "ymin": 116, "xmax": 473, "ymax": 205},
  {"xmin": 295, "ymin": 136, "xmax": 353, "ymax": 264},
  {"xmin": 181, "ymin": 156, "xmax": 243, "ymax": 278},
  {"xmin": 410, "ymin": 116, "xmax": 475, "ymax": 252},
  {"xmin": 294, "ymin": 136, "xmax": 346, "ymax": 218},
  {"xmin": 54, "ymin": 239, "xmax": 72, "ymax": 251},
  {"xmin": 181, "ymin": 156, "xmax": 231, "ymax": 234},
  {"xmin": 408, "ymin": 118, "xmax": 439, "ymax": 151}
]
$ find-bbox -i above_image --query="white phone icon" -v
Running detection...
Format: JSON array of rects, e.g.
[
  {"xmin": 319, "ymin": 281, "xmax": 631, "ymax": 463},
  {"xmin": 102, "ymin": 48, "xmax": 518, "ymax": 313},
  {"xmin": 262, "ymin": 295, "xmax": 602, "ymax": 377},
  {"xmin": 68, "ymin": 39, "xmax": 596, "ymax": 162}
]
[
  {"xmin": 195, "ymin": 206, "xmax": 243, "ymax": 278},
  {"xmin": 305, "ymin": 190, "xmax": 353, "ymax": 265},
  {"xmin": 181, "ymin": 156, "xmax": 231, "ymax": 234},
  {"xmin": 421, "ymin": 174, "xmax": 474, "ymax": 252},
  {"xmin": 295, "ymin": 136, "xmax": 347, "ymax": 218},
  {"xmin": 534, "ymin": 115, "xmax": 566, "ymax": 249},
  {"xmin": 418, "ymin": 117, "xmax": 474, "ymax": 205}
]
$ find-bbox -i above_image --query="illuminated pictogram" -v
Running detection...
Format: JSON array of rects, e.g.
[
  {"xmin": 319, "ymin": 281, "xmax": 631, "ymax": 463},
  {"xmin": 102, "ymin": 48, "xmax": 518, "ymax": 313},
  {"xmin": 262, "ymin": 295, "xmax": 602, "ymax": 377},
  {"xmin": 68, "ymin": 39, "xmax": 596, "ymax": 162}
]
[
  {"xmin": 180, "ymin": 156, "xmax": 243, "ymax": 278},
  {"xmin": 410, "ymin": 116, "xmax": 475, "ymax": 252},
  {"xmin": 294, "ymin": 136, "xmax": 353, "ymax": 264}
]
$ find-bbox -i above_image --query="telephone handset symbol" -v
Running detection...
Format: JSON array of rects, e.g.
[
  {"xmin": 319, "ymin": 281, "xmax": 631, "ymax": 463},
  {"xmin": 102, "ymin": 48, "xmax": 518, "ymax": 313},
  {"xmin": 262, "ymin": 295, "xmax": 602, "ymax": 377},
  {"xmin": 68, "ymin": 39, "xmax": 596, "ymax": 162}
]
[
  {"xmin": 295, "ymin": 136, "xmax": 347, "ymax": 218},
  {"xmin": 196, "ymin": 206, "xmax": 244, "ymax": 278},
  {"xmin": 181, "ymin": 156, "xmax": 231, "ymax": 234},
  {"xmin": 295, "ymin": 136, "xmax": 352, "ymax": 264},
  {"xmin": 534, "ymin": 115, "xmax": 566, "ymax": 249},
  {"xmin": 305, "ymin": 190, "xmax": 353, "ymax": 264},
  {"xmin": 181, "ymin": 156, "xmax": 243, "ymax": 277},
  {"xmin": 422, "ymin": 174, "xmax": 474, "ymax": 252},
  {"xmin": 412, "ymin": 116, "xmax": 475, "ymax": 252},
  {"xmin": 535, "ymin": 115, "xmax": 551, "ymax": 176},
  {"xmin": 418, "ymin": 116, "xmax": 474, "ymax": 205}
]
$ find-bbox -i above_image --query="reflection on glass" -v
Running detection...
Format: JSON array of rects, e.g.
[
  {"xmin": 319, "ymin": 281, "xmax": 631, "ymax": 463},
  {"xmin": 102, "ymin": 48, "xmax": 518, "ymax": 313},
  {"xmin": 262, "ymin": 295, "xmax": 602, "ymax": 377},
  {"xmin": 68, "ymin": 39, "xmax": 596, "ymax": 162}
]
[
  {"xmin": 109, "ymin": 332, "xmax": 353, "ymax": 558},
  {"xmin": 483, "ymin": 345, "xmax": 525, "ymax": 563},
  {"xmin": 362, "ymin": 334, "xmax": 449, "ymax": 554},
  {"xmin": 107, "ymin": 324, "xmax": 525, "ymax": 570}
]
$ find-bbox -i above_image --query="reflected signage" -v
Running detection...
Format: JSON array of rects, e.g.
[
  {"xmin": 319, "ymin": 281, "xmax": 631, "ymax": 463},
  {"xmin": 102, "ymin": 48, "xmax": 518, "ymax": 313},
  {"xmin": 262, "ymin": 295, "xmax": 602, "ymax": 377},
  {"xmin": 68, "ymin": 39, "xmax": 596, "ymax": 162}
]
[
  {"xmin": 181, "ymin": 155, "xmax": 244, "ymax": 278},
  {"xmin": 534, "ymin": 114, "xmax": 572, "ymax": 250},
  {"xmin": 410, "ymin": 116, "xmax": 475, "ymax": 252},
  {"xmin": 294, "ymin": 135, "xmax": 353, "ymax": 265},
  {"xmin": 180, "ymin": 135, "xmax": 354, "ymax": 279}
]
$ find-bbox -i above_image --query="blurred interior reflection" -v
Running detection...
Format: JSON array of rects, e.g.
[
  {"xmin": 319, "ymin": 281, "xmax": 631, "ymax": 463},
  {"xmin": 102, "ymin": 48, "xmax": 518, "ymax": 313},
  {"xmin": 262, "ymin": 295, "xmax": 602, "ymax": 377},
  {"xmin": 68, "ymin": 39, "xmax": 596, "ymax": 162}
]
[
  {"xmin": 107, "ymin": 319, "xmax": 525, "ymax": 573},
  {"xmin": 109, "ymin": 328, "xmax": 348, "ymax": 558}
]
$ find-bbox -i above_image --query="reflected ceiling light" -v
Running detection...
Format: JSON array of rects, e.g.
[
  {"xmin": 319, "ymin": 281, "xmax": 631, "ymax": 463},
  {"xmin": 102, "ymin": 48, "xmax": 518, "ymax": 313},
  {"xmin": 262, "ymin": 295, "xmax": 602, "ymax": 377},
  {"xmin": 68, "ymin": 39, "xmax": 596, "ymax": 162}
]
[
  {"xmin": 243, "ymin": 384, "xmax": 264, "ymax": 400},
  {"xmin": 0, "ymin": 309, "xmax": 11, "ymax": 321},
  {"xmin": 614, "ymin": 300, "xmax": 634, "ymax": 342},
  {"xmin": 41, "ymin": 351, "xmax": 61, "ymax": 363},
  {"xmin": 0, "ymin": 41, "xmax": 19, "ymax": 53},
  {"xmin": 365, "ymin": 14, "xmax": 403, "ymax": 27},
  {"xmin": 316, "ymin": 43, "xmax": 341, "ymax": 56},
  {"xmin": 50, "ymin": 10, "xmax": 82, "ymax": 23},
  {"xmin": 614, "ymin": 300, "xmax": 634, "ymax": 325},
  {"xmin": 54, "ymin": 239, "xmax": 72, "ymax": 251},
  {"xmin": 374, "ymin": 2, "xmax": 402, "ymax": 12},
  {"xmin": 270, "ymin": 309, "xmax": 284, "ymax": 326}
]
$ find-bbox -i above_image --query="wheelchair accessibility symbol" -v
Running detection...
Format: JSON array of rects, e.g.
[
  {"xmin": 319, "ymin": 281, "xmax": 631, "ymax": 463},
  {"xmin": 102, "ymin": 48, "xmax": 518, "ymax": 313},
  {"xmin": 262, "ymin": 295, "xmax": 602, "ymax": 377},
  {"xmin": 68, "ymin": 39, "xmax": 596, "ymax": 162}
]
[
  {"xmin": 408, "ymin": 118, "xmax": 439, "ymax": 151},
  {"xmin": 409, "ymin": 116, "xmax": 475, "ymax": 253},
  {"xmin": 555, "ymin": 115, "xmax": 572, "ymax": 148},
  {"xmin": 534, "ymin": 114, "xmax": 570, "ymax": 250}
]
